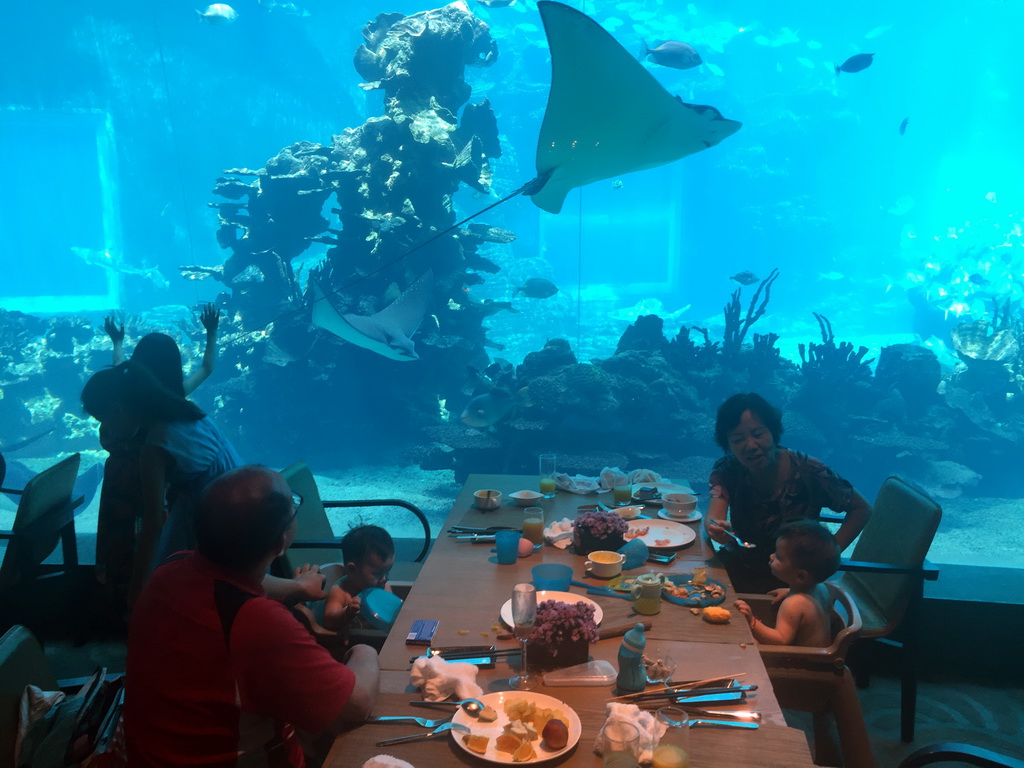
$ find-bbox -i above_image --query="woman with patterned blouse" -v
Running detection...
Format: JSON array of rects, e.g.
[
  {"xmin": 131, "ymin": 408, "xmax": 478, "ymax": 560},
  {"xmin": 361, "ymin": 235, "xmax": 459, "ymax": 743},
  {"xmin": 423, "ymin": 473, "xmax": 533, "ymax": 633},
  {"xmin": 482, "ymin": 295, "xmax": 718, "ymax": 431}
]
[{"xmin": 705, "ymin": 393, "xmax": 873, "ymax": 592}]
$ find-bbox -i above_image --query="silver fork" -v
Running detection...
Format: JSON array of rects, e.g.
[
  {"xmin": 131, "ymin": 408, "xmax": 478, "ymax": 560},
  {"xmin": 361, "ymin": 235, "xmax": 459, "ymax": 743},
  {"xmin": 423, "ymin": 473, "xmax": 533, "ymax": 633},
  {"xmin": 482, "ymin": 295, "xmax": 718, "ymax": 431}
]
[
  {"xmin": 376, "ymin": 721, "xmax": 470, "ymax": 746},
  {"xmin": 722, "ymin": 528, "xmax": 756, "ymax": 548},
  {"xmin": 366, "ymin": 715, "xmax": 452, "ymax": 728}
]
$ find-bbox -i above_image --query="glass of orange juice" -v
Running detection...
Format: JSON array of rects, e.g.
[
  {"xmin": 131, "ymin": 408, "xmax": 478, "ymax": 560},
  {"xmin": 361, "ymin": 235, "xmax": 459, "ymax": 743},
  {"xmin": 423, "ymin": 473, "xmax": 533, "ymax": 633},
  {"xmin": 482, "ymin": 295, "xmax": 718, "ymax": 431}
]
[
  {"xmin": 539, "ymin": 454, "xmax": 556, "ymax": 497},
  {"xmin": 653, "ymin": 708, "xmax": 690, "ymax": 768},
  {"xmin": 523, "ymin": 507, "xmax": 545, "ymax": 545}
]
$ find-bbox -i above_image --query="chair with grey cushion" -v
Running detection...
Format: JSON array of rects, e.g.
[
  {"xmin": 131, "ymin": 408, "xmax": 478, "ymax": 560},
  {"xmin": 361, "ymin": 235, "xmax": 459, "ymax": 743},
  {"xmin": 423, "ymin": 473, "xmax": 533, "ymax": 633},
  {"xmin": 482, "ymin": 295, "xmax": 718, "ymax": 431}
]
[{"xmin": 828, "ymin": 475, "xmax": 942, "ymax": 743}]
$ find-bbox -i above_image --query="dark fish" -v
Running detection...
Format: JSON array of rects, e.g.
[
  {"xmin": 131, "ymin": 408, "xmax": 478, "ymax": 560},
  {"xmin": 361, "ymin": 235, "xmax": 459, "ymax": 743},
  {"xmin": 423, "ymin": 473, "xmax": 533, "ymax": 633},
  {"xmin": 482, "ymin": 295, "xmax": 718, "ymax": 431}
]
[
  {"xmin": 639, "ymin": 39, "xmax": 703, "ymax": 70},
  {"xmin": 968, "ymin": 273, "xmax": 990, "ymax": 286},
  {"xmin": 835, "ymin": 53, "xmax": 874, "ymax": 74},
  {"xmin": 899, "ymin": 116, "xmax": 909, "ymax": 135},
  {"xmin": 729, "ymin": 271, "xmax": 760, "ymax": 286},
  {"xmin": 475, "ymin": 0, "xmax": 516, "ymax": 7},
  {"xmin": 514, "ymin": 278, "xmax": 559, "ymax": 299},
  {"xmin": 460, "ymin": 387, "xmax": 527, "ymax": 428}
]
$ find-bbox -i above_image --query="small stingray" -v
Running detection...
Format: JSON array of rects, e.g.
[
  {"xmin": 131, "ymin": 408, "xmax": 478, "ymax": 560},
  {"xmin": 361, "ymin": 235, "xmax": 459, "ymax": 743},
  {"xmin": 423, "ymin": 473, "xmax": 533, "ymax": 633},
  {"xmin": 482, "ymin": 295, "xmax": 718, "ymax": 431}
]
[
  {"xmin": 530, "ymin": 1, "xmax": 741, "ymax": 214},
  {"xmin": 312, "ymin": 270, "xmax": 433, "ymax": 361}
]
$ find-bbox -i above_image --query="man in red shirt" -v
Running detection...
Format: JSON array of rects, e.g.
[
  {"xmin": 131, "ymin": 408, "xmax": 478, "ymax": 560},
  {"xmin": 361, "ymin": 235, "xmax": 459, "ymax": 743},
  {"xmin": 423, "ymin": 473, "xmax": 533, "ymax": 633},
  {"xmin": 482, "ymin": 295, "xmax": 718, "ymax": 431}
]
[{"xmin": 125, "ymin": 465, "xmax": 380, "ymax": 766}]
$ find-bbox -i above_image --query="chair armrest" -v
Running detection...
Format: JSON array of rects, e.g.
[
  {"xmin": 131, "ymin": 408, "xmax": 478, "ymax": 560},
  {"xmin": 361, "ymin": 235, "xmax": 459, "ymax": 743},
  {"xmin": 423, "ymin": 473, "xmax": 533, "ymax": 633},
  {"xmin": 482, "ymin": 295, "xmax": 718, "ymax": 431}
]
[
  {"xmin": 897, "ymin": 741, "xmax": 1024, "ymax": 768},
  {"xmin": 58, "ymin": 671, "xmax": 123, "ymax": 692},
  {"xmin": 288, "ymin": 539, "xmax": 345, "ymax": 549},
  {"xmin": 840, "ymin": 558, "xmax": 940, "ymax": 581},
  {"xmin": 819, "ymin": 511, "xmax": 845, "ymax": 524}
]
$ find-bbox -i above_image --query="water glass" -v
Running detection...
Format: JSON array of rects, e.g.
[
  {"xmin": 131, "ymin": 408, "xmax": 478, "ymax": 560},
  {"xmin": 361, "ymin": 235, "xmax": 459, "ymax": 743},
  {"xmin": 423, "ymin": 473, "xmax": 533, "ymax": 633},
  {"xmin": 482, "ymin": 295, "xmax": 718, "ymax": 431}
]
[
  {"xmin": 601, "ymin": 720, "xmax": 641, "ymax": 768},
  {"xmin": 509, "ymin": 583, "xmax": 538, "ymax": 690},
  {"xmin": 653, "ymin": 707, "xmax": 690, "ymax": 768},
  {"xmin": 539, "ymin": 453, "xmax": 557, "ymax": 497},
  {"xmin": 644, "ymin": 647, "xmax": 677, "ymax": 685}
]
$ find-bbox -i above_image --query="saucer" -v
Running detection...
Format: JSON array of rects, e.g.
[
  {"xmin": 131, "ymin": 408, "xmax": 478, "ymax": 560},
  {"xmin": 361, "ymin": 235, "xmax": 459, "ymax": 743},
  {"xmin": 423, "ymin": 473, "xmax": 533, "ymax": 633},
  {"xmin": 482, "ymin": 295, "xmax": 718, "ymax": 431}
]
[{"xmin": 658, "ymin": 508, "xmax": 702, "ymax": 524}]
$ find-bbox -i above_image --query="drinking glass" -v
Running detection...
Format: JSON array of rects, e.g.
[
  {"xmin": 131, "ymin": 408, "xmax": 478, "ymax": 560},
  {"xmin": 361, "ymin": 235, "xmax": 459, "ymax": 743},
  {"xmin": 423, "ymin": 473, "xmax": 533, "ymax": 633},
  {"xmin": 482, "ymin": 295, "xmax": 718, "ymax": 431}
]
[
  {"xmin": 509, "ymin": 583, "xmax": 538, "ymax": 690},
  {"xmin": 539, "ymin": 454, "xmax": 557, "ymax": 498},
  {"xmin": 600, "ymin": 720, "xmax": 641, "ymax": 768},
  {"xmin": 653, "ymin": 707, "xmax": 690, "ymax": 768},
  {"xmin": 523, "ymin": 507, "xmax": 545, "ymax": 545},
  {"xmin": 612, "ymin": 483, "xmax": 633, "ymax": 505}
]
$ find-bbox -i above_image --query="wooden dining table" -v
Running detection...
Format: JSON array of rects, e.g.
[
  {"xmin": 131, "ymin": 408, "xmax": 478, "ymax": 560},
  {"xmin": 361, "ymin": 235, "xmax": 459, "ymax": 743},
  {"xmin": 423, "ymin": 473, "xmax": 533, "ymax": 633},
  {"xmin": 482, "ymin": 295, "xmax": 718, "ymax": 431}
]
[{"xmin": 322, "ymin": 474, "xmax": 816, "ymax": 767}]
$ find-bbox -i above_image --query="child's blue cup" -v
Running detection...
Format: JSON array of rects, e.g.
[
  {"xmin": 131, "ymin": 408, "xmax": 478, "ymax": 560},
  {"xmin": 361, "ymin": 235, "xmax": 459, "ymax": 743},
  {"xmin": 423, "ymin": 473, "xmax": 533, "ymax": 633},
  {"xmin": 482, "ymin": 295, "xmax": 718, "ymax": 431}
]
[
  {"xmin": 495, "ymin": 530, "xmax": 522, "ymax": 564},
  {"xmin": 358, "ymin": 587, "xmax": 402, "ymax": 631},
  {"xmin": 619, "ymin": 539, "xmax": 649, "ymax": 570},
  {"xmin": 531, "ymin": 563, "xmax": 573, "ymax": 591}
]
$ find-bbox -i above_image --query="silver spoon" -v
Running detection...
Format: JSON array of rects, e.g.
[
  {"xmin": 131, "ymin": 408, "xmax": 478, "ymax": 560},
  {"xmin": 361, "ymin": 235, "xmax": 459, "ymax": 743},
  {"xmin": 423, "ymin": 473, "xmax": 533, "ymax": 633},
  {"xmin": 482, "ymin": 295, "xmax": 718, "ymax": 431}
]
[
  {"xmin": 409, "ymin": 698, "xmax": 485, "ymax": 715},
  {"xmin": 722, "ymin": 528, "xmax": 756, "ymax": 549}
]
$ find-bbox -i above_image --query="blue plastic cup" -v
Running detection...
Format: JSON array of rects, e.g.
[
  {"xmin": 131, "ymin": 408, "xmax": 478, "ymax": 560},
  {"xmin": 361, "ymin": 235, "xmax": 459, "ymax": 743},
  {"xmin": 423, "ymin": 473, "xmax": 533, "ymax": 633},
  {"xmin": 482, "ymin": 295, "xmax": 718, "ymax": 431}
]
[
  {"xmin": 531, "ymin": 563, "xmax": 573, "ymax": 591},
  {"xmin": 619, "ymin": 539, "xmax": 649, "ymax": 570},
  {"xmin": 495, "ymin": 530, "xmax": 522, "ymax": 564}
]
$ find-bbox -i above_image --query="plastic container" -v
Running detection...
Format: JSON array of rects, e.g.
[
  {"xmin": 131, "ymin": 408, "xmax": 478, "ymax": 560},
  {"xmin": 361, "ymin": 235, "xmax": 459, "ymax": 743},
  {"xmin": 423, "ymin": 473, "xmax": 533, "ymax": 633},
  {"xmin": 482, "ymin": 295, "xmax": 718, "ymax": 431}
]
[
  {"xmin": 543, "ymin": 660, "xmax": 616, "ymax": 686},
  {"xmin": 358, "ymin": 587, "xmax": 402, "ymax": 631},
  {"xmin": 532, "ymin": 563, "xmax": 573, "ymax": 591}
]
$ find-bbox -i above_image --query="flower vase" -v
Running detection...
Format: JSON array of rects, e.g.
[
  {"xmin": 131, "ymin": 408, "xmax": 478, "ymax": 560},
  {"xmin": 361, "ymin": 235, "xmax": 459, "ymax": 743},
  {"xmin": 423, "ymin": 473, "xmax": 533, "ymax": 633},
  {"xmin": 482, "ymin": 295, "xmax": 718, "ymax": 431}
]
[
  {"xmin": 574, "ymin": 530, "xmax": 625, "ymax": 558},
  {"xmin": 528, "ymin": 637, "xmax": 590, "ymax": 670}
]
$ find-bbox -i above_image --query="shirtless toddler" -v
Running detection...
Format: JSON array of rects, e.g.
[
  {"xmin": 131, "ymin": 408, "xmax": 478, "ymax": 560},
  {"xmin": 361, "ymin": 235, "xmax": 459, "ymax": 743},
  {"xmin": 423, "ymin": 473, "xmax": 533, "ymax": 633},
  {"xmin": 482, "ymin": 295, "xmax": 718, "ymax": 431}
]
[{"xmin": 734, "ymin": 520, "xmax": 840, "ymax": 647}]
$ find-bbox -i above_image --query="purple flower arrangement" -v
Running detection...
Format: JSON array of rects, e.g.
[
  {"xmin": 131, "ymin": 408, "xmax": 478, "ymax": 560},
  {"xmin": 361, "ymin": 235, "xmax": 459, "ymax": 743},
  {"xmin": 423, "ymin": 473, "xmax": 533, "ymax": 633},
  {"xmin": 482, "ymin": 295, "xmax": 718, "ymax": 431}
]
[
  {"xmin": 572, "ymin": 510, "xmax": 628, "ymax": 538},
  {"xmin": 530, "ymin": 599, "xmax": 600, "ymax": 651}
]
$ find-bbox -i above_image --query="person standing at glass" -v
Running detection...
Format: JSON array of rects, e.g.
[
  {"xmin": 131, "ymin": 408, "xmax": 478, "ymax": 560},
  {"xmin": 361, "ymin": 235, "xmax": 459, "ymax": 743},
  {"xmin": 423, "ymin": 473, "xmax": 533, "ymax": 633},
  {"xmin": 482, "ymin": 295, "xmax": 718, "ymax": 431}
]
[{"xmin": 704, "ymin": 393, "xmax": 872, "ymax": 593}]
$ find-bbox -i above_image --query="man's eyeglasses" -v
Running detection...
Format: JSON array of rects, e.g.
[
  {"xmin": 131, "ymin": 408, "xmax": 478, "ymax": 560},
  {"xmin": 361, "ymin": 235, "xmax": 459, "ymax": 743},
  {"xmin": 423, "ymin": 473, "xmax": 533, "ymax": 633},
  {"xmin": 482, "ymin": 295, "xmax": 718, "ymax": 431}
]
[{"xmin": 280, "ymin": 490, "xmax": 302, "ymax": 534}]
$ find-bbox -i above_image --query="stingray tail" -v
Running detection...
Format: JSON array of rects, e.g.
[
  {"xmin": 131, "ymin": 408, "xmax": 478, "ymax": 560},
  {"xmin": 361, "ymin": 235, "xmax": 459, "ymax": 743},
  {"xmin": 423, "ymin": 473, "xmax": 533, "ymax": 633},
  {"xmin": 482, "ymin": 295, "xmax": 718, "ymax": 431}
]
[{"xmin": 638, "ymin": 39, "xmax": 649, "ymax": 61}]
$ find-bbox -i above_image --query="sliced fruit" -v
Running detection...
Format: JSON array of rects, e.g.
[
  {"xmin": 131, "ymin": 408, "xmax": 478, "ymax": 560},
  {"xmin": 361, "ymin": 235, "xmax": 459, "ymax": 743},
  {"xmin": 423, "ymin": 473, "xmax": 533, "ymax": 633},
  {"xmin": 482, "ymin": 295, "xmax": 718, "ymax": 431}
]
[
  {"xmin": 512, "ymin": 739, "xmax": 537, "ymax": 762},
  {"xmin": 462, "ymin": 734, "xmax": 489, "ymax": 754},
  {"xmin": 496, "ymin": 732, "xmax": 523, "ymax": 755}
]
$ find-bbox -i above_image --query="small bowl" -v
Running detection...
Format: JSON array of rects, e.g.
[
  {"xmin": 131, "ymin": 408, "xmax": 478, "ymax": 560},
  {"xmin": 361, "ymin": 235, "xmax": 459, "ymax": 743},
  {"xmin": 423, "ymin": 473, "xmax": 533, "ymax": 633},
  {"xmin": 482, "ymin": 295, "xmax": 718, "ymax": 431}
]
[
  {"xmin": 473, "ymin": 489, "xmax": 502, "ymax": 510},
  {"xmin": 532, "ymin": 563, "xmax": 573, "ymax": 591},
  {"xmin": 510, "ymin": 489, "xmax": 544, "ymax": 507},
  {"xmin": 662, "ymin": 493, "xmax": 698, "ymax": 518},
  {"xmin": 614, "ymin": 505, "xmax": 644, "ymax": 520}
]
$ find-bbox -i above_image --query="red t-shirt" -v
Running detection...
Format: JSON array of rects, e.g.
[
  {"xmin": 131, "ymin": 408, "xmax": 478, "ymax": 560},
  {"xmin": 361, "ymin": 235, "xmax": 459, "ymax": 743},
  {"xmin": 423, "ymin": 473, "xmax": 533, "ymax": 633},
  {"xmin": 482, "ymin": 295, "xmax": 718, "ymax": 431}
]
[{"xmin": 125, "ymin": 553, "xmax": 355, "ymax": 767}]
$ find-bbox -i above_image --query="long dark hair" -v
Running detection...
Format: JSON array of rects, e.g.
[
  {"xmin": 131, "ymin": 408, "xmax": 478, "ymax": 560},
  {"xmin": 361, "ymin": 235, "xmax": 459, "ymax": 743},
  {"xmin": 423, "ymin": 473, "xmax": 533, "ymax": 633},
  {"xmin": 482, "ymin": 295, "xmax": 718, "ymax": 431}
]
[
  {"xmin": 81, "ymin": 361, "xmax": 204, "ymax": 424},
  {"xmin": 131, "ymin": 333, "xmax": 185, "ymax": 397}
]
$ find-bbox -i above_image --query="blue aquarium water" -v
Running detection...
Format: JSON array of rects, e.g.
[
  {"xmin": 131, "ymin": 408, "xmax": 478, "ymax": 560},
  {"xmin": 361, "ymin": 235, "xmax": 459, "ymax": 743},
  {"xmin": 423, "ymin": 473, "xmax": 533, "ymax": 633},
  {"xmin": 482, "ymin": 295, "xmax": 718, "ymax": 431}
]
[{"xmin": 1, "ymin": 0, "xmax": 1022, "ymax": 576}]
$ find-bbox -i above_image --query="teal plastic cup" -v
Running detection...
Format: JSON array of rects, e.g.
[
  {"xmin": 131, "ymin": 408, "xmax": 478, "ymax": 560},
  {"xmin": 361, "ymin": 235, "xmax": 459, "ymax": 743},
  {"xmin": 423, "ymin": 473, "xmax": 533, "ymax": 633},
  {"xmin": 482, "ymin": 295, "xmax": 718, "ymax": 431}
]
[{"xmin": 495, "ymin": 530, "xmax": 522, "ymax": 564}]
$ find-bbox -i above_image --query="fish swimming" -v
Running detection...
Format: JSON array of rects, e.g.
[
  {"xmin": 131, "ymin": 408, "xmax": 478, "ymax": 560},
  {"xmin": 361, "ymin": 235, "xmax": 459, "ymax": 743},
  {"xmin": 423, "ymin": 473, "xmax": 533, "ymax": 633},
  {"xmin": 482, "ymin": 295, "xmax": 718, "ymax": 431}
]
[
  {"xmin": 729, "ymin": 271, "xmax": 760, "ymax": 286},
  {"xmin": 514, "ymin": 278, "xmax": 559, "ymax": 299},
  {"xmin": 71, "ymin": 247, "xmax": 169, "ymax": 290},
  {"xmin": 899, "ymin": 116, "xmax": 909, "ymax": 135},
  {"xmin": 835, "ymin": 53, "xmax": 874, "ymax": 74},
  {"xmin": 529, "ymin": 1, "xmax": 741, "ymax": 214},
  {"xmin": 196, "ymin": 4, "xmax": 238, "ymax": 24},
  {"xmin": 461, "ymin": 387, "xmax": 527, "ymax": 428},
  {"xmin": 311, "ymin": 270, "xmax": 433, "ymax": 361},
  {"xmin": 639, "ymin": 39, "xmax": 703, "ymax": 70}
]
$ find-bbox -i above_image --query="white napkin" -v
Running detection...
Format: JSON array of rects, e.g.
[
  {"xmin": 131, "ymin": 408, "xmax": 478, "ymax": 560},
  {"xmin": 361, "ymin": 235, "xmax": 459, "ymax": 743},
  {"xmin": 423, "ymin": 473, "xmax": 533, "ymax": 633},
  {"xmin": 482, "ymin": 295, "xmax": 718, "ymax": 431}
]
[
  {"xmin": 362, "ymin": 756, "xmax": 415, "ymax": 768},
  {"xmin": 543, "ymin": 517, "xmax": 575, "ymax": 549},
  {"xmin": 628, "ymin": 468, "xmax": 662, "ymax": 484},
  {"xmin": 593, "ymin": 702, "xmax": 667, "ymax": 764},
  {"xmin": 599, "ymin": 467, "xmax": 630, "ymax": 491},
  {"xmin": 553, "ymin": 472, "xmax": 602, "ymax": 494},
  {"xmin": 409, "ymin": 655, "xmax": 484, "ymax": 701}
]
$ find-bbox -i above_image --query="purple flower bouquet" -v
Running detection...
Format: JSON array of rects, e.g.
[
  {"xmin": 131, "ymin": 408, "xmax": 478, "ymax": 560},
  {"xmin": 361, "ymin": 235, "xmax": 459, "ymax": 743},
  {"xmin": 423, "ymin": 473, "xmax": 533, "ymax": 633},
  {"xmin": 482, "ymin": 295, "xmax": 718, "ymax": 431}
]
[
  {"xmin": 572, "ymin": 510, "xmax": 628, "ymax": 556},
  {"xmin": 528, "ymin": 599, "xmax": 599, "ymax": 668}
]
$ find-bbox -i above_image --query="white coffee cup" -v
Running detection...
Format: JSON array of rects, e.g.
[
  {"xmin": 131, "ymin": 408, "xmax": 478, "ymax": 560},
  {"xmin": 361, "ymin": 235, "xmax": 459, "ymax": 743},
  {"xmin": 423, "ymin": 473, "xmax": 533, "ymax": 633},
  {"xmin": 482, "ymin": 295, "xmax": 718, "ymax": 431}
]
[{"xmin": 585, "ymin": 550, "xmax": 625, "ymax": 578}]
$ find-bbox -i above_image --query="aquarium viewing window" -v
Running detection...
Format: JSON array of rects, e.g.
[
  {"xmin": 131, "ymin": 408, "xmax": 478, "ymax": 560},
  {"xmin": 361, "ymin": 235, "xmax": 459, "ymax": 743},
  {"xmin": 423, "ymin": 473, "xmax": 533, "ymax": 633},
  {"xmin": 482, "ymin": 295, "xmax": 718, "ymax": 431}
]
[{"xmin": 0, "ymin": 107, "xmax": 122, "ymax": 314}]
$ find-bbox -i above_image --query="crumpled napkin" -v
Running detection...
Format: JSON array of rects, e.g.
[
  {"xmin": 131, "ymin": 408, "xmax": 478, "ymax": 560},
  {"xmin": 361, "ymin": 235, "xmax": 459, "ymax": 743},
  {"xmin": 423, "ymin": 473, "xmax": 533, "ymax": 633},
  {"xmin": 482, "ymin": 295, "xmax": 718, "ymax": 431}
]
[
  {"xmin": 593, "ymin": 702, "xmax": 667, "ymax": 764},
  {"xmin": 362, "ymin": 756, "xmax": 415, "ymax": 768},
  {"xmin": 553, "ymin": 472, "xmax": 602, "ymax": 494},
  {"xmin": 543, "ymin": 517, "xmax": 575, "ymax": 549},
  {"xmin": 410, "ymin": 655, "xmax": 483, "ymax": 701}
]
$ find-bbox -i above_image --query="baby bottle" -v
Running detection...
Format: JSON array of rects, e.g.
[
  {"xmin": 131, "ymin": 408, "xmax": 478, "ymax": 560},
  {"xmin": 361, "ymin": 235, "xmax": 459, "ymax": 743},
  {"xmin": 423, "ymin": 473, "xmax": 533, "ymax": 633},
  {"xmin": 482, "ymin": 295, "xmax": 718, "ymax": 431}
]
[{"xmin": 616, "ymin": 622, "xmax": 647, "ymax": 694}]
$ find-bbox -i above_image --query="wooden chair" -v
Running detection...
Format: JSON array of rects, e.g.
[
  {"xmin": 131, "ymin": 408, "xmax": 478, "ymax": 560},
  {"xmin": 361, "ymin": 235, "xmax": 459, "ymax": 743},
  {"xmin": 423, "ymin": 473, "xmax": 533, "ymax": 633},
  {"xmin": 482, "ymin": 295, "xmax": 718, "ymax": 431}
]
[
  {"xmin": 0, "ymin": 454, "xmax": 84, "ymax": 638},
  {"xmin": 740, "ymin": 581, "xmax": 873, "ymax": 768},
  {"xmin": 828, "ymin": 475, "xmax": 942, "ymax": 743},
  {"xmin": 278, "ymin": 461, "xmax": 432, "ymax": 597}
]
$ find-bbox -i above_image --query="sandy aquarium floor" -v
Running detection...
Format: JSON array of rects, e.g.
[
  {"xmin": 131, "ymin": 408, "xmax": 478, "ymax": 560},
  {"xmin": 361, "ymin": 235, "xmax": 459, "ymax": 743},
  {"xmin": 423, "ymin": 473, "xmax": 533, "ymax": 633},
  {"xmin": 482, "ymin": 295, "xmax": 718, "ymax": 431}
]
[{"xmin": 1, "ymin": 453, "xmax": 1021, "ymax": 570}]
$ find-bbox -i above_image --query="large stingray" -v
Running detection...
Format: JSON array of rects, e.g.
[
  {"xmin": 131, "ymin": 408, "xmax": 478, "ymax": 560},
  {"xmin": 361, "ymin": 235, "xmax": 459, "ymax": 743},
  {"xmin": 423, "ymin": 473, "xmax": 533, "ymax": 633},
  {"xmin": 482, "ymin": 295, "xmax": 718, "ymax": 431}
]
[
  {"xmin": 530, "ymin": 1, "xmax": 742, "ymax": 214},
  {"xmin": 312, "ymin": 270, "xmax": 433, "ymax": 361}
]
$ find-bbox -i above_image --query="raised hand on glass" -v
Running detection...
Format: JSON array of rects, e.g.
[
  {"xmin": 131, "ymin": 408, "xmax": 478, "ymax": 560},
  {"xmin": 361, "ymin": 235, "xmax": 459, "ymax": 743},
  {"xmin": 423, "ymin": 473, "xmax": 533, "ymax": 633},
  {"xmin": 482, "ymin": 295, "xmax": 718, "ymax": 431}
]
[{"xmin": 510, "ymin": 583, "xmax": 538, "ymax": 690}]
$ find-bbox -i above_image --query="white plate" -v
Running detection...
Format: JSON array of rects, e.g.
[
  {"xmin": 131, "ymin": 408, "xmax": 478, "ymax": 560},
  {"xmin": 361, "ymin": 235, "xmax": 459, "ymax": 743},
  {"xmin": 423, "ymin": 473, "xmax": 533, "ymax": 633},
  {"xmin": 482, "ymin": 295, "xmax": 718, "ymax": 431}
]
[
  {"xmin": 631, "ymin": 482, "xmax": 695, "ymax": 505},
  {"xmin": 451, "ymin": 690, "xmax": 582, "ymax": 764},
  {"xmin": 624, "ymin": 519, "xmax": 696, "ymax": 549},
  {"xmin": 500, "ymin": 591, "xmax": 603, "ymax": 628},
  {"xmin": 658, "ymin": 508, "xmax": 703, "ymax": 524}
]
